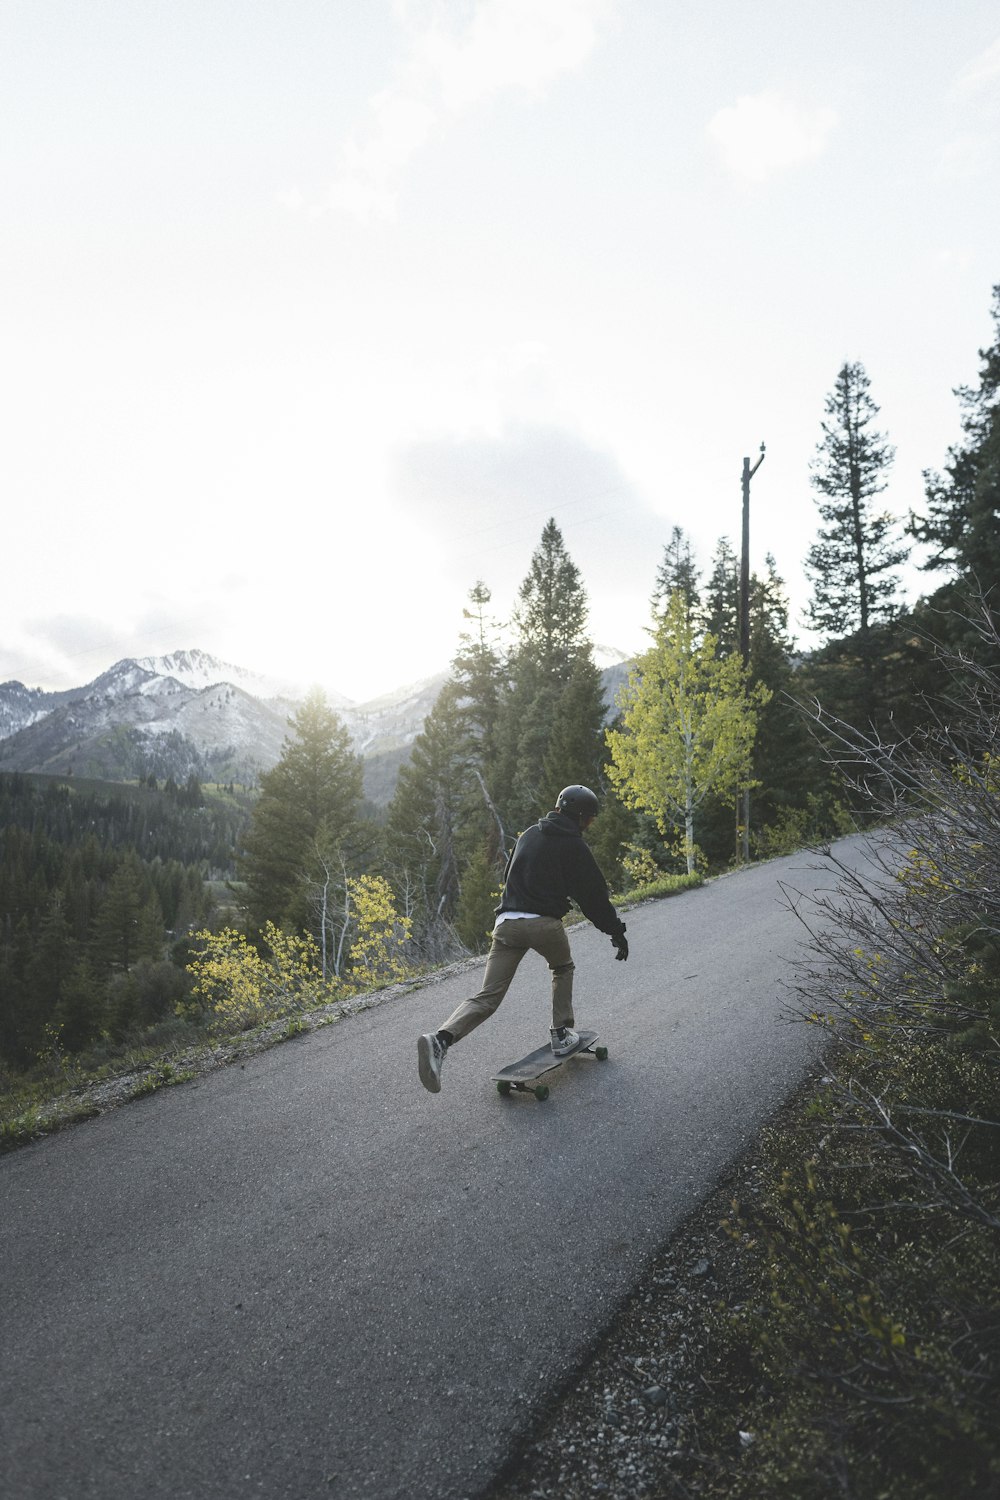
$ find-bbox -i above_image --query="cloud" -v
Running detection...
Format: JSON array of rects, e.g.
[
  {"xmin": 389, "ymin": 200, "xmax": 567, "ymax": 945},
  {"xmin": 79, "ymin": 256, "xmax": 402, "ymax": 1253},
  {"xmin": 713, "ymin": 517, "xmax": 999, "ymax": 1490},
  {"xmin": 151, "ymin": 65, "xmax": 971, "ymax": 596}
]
[
  {"xmin": 934, "ymin": 246, "xmax": 975, "ymax": 271},
  {"xmin": 708, "ymin": 90, "xmax": 838, "ymax": 183},
  {"xmin": 954, "ymin": 36, "xmax": 1000, "ymax": 95},
  {"xmin": 936, "ymin": 131, "xmax": 991, "ymax": 180},
  {"xmin": 391, "ymin": 422, "xmax": 670, "ymax": 645},
  {"xmin": 25, "ymin": 613, "xmax": 125, "ymax": 661},
  {"xmin": 324, "ymin": 0, "xmax": 614, "ymax": 221},
  {"xmin": 0, "ymin": 614, "xmax": 129, "ymax": 689}
]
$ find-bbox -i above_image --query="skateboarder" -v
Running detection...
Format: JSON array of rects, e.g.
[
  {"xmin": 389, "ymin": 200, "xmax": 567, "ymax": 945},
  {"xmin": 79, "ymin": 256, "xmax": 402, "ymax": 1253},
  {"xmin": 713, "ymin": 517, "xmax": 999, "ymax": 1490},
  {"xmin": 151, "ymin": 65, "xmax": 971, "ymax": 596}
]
[{"xmin": 418, "ymin": 784, "xmax": 628, "ymax": 1093}]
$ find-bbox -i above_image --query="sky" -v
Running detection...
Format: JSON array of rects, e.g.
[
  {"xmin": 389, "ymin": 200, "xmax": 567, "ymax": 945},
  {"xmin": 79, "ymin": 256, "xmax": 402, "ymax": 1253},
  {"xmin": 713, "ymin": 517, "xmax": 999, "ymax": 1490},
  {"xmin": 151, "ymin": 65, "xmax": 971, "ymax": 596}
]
[{"xmin": 2, "ymin": 0, "xmax": 999, "ymax": 703}]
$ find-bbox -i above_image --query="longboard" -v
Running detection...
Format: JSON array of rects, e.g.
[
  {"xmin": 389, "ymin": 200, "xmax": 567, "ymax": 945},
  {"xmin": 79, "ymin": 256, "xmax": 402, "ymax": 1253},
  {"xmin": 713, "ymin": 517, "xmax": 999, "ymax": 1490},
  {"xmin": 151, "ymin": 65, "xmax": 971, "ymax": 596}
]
[{"xmin": 491, "ymin": 1028, "xmax": 608, "ymax": 1100}]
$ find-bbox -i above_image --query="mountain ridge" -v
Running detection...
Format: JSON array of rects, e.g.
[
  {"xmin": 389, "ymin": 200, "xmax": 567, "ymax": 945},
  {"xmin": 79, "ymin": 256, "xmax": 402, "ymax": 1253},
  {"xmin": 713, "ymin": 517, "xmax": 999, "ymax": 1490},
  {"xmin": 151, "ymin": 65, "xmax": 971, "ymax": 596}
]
[{"xmin": 0, "ymin": 647, "xmax": 631, "ymax": 803}]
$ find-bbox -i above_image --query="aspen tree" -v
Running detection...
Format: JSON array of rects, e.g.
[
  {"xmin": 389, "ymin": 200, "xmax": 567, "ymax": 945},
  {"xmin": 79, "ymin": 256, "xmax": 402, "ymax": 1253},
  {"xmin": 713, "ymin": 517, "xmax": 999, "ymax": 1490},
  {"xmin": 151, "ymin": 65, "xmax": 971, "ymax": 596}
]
[{"xmin": 606, "ymin": 591, "xmax": 769, "ymax": 874}]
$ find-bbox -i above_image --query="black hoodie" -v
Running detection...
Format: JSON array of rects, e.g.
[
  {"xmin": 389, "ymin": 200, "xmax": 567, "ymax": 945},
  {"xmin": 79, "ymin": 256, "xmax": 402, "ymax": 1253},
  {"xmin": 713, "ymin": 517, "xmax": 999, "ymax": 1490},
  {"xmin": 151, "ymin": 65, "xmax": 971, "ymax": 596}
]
[{"xmin": 496, "ymin": 811, "xmax": 625, "ymax": 939}]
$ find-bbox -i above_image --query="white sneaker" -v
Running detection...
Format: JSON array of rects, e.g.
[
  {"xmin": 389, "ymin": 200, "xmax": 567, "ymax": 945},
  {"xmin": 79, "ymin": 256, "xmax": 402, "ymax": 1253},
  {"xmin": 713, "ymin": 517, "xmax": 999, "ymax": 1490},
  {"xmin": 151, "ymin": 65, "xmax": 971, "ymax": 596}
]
[
  {"xmin": 418, "ymin": 1032, "xmax": 448, "ymax": 1093},
  {"xmin": 550, "ymin": 1026, "xmax": 582, "ymax": 1058}
]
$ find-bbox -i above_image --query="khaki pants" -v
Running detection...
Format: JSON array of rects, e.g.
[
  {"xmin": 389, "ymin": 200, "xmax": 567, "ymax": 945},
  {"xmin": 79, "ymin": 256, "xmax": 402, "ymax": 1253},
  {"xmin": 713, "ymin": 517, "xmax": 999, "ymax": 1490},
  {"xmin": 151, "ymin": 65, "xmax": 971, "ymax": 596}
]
[{"xmin": 440, "ymin": 916, "xmax": 575, "ymax": 1042}]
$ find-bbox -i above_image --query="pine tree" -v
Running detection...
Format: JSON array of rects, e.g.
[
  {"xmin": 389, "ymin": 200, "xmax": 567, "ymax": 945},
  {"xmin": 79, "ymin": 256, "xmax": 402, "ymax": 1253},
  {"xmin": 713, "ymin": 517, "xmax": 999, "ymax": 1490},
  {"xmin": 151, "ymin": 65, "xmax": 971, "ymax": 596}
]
[
  {"xmin": 512, "ymin": 518, "xmax": 589, "ymax": 676},
  {"xmin": 238, "ymin": 690, "xmax": 364, "ymax": 938},
  {"xmin": 805, "ymin": 362, "xmax": 905, "ymax": 640},
  {"xmin": 652, "ymin": 525, "xmax": 700, "ymax": 623},
  {"xmin": 26, "ymin": 892, "xmax": 76, "ymax": 1001},
  {"xmin": 451, "ymin": 581, "xmax": 503, "ymax": 758},
  {"xmin": 909, "ymin": 284, "xmax": 1000, "ymax": 599},
  {"xmin": 451, "ymin": 581, "xmax": 508, "ymax": 865},
  {"xmin": 385, "ymin": 681, "xmax": 473, "ymax": 953},
  {"xmin": 0, "ymin": 917, "xmax": 33, "ymax": 1066},
  {"xmin": 452, "ymin": 842, "xmax": 502, "ymax": 953},
  {"xmin": 494, "ymin": 520, "xmax": 605, "ymax": 832},
  {"xmin": 701, "ymin": 536, "xmax": 740, "ymax": 656},
  {"xmin": 746, "ymin": 557, "xmax": 821, "ymax": 832},
  {"xmin": 541, "ymin": 655, "xmax": 609, "ymax": 796},
  {"xmin": 91, "ymin": 856, "xmax": 163, "ymax": 975},
  {"xmin": 385, "ymin": 586, "xmax": 510, "ymax": 961},
  {"xmin": 56, "ymin": 958, "xmax": 104, "ymax": 1051},
  {"xmin": 23, "ymin": 892, "xmax": 76, "ymax": 1045},
  {"xmin": 804, "ymin": 361, "xmax": 907, "ymax": 725}
]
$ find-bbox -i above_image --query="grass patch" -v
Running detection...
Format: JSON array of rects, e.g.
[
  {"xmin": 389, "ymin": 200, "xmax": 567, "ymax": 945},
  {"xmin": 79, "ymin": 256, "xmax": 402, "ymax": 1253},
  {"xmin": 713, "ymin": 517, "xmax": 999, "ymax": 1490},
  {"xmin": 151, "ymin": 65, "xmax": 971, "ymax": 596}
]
[{"xmin": 615, "ymin": 870, "xmax": 703, "ymax": 903}]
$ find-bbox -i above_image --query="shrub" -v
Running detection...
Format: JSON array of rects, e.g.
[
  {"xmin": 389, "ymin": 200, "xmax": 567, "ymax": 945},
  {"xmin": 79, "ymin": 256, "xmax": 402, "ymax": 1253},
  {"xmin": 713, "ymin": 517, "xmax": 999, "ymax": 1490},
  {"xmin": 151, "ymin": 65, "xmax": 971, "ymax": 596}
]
[
  {"xmin": 184, "ymin": 922, "xmax": 344, "ymax": 1035},
  {"xmin": 702, "ymin": 603, "xmax": 1000, "ymax": 1496}
]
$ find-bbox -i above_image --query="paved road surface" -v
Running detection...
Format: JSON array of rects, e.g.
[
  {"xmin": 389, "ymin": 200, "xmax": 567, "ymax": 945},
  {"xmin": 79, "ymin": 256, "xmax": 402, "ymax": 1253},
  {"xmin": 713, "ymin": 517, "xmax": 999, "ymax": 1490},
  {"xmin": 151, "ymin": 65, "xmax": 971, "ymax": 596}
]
[{"xmin": 1, "ymin": 838, "xmax": 873, "ymax": 1500}]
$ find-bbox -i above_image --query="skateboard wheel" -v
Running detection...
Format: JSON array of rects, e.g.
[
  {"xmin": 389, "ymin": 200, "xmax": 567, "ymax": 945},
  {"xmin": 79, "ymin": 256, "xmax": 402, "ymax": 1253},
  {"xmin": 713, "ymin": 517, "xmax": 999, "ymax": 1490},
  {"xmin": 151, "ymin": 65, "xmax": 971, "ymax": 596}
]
[
  {"xmin": 497, "ymin": 1080, "xmax": 512, "ymax": 1096},
  {"xmin": 595, "ymin": 1046, "xmax": 608, "ymax": 1061},
  {"xmin": 534, "ymin": 1084, "xmax": 550, "ymax": 1101}
]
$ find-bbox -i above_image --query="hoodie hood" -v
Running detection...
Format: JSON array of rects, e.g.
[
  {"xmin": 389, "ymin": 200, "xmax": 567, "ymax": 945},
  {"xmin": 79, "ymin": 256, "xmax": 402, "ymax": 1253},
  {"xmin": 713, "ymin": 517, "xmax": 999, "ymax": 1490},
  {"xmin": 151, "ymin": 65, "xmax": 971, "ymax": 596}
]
[{"xmin": 537, "ymin": 810, "xmax": 582, "ymax": 838}]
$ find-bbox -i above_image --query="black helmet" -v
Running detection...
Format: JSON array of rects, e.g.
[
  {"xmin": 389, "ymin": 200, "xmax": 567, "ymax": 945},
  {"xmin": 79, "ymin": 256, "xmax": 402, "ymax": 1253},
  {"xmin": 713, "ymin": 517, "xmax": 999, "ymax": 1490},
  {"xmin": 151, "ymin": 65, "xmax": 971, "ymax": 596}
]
[{"xmin": 556, "ymin": 784, "xmax": 600, "ymax": 821}]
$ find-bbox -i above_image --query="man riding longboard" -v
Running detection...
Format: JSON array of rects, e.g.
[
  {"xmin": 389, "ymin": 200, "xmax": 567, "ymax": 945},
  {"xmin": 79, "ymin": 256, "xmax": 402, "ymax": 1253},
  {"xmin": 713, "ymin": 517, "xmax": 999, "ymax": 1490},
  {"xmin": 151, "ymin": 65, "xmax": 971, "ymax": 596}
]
[{"xmin": 417, "ymin": 784, "xmax": 629, "ymax": 1094}]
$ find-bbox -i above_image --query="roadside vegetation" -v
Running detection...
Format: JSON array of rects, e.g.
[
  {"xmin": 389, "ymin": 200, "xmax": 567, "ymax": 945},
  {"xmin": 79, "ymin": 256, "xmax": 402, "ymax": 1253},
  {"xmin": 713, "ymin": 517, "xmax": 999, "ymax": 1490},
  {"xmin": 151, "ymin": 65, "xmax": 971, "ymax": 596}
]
[{"xmin": 703, "ymin": 616, "xmax": 1000, "ymax": 1498}]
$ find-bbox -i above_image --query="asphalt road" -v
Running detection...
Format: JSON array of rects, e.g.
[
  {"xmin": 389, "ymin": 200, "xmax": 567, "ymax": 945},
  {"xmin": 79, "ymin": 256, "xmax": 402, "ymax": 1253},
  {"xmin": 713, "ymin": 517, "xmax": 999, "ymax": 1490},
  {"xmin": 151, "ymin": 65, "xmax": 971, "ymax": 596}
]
[{"xmin": 1, "ymin": 837, "xmax": 875, "ymax": 1500}]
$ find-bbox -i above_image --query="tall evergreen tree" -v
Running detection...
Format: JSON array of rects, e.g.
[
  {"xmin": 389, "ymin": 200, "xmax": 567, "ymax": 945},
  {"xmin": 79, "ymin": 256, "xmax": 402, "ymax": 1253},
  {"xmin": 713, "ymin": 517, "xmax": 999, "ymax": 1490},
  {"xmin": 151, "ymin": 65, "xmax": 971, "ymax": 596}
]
[
  {"xmin": 909, "ymin": 284, "xmax": 1000, "ymax": 599},
  {"xmin": 494, "ymin": 520, "xmax": 605, "ymax": 832},
  {"xmin": 541, "ymin": 654, "xmax": 609, "ymax": 795},
  {"xmin": 386, "ymin": 586, "xmax": 508, "ymax": 959},
  {"xmin": 451, "ymin": 580, "xmax": 507, "ymax": 863},
  {"xmin": 26, "ymin": 892, "xmax": 76, "ymax": 1008},
  {"xmin": 90, "ymin": 856, "xmax": 164, "ymax": 975},
  {"xmin": 56, "ymin": 957, "xmax": 104, "ymax": 1052},
  {"xmin": 701, "ymin": 536, "xmax": 740, "ymax": 656},
  {"xmin": 512, "ymin": 518, "xmax": 589, "ymax": 674},
  {"xmin": 804, "ymin": 362, "xmax": 907, "ymax": 723},
  {"xmin": 651, "ymin": 525, "xmax": 700, "ymax": 623},
  {"xmin": 451, "ymin": 581, "xmax": 503, "ymax": 758},
  {"xmin": 451, "ymin": 843, "xmax": 502, "ymax": 953},
  {"xmin": 746, "ymin": 556, "xmax": 821, "ymax": 831},
  {"xmin": 385, "ymin": 681, "xmax": 472, "ymax": 953},
  {"xmin": 238, "ymin": 690, "xmax": 364, "ymax": 938},
  {"xmin": 805, "ymin": 361, "xmax": 905, "ymax": 639}
]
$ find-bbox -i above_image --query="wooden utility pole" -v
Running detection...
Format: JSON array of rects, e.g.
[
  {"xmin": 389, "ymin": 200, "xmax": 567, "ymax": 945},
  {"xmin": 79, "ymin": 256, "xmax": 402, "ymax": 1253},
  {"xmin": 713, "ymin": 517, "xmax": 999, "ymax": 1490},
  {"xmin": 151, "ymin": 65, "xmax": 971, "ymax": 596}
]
[{"xmin": 739, "ymin": 442, "xmax": 766, "ymax": 862}]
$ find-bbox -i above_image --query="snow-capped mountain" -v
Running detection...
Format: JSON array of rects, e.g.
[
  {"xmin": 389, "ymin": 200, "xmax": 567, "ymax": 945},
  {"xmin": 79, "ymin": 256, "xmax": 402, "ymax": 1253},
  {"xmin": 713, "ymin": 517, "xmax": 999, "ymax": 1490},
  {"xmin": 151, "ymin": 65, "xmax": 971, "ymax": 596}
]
[
  {"xmin": 0, "ymin": 680, "xmax": 68, "ymax": 741},
  {"xmin": 0, "ymin": 647, "xmax": 629, "ymax": 802},
  {"xmin": 127, "ymin": 648, "xmax": 352, "ymax": 708},
  {"xmin": 0, "ymin": 651, "xmax": 444, "ymax": 798}
]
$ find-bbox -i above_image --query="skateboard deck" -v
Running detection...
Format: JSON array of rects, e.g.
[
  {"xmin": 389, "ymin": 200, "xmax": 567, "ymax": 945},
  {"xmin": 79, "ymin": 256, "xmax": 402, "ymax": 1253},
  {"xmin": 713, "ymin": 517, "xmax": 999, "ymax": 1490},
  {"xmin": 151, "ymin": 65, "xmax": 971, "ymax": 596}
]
[{"xmin": 491, "ymin": 1029, "xmax": 608, "ymax": 1100}]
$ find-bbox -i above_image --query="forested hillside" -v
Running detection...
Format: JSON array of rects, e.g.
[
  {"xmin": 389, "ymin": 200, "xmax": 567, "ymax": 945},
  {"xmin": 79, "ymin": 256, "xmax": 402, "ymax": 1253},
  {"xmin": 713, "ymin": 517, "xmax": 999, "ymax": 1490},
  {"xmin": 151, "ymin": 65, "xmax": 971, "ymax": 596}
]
[{"xmin": 0, "ymin": 773, "xmax": 251, "ymax": 1067}]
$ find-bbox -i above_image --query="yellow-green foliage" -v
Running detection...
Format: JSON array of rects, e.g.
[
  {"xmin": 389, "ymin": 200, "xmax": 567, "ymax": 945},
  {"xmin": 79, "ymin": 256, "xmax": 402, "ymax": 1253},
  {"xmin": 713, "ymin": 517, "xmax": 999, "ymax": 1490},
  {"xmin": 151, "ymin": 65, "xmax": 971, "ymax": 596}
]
[
  {"xmin": 185, "ymin": 927, "xmax": 268, "ymax": 1030},
  {"xmin": 606, "ymin": 590, "xmax": 770, "ymax": 873},
  {"xmin": 620, "ymin": 843, "xmax": 661, "ymax": 888},
  {"xmin": 346, "ymin": 874, "xmax": 413, "ymax": 986},
  {"xmin": 184, "ymin": 921, "xmax": 344, "ymax": 1034},
  {"xmin": 184, "ymin": 880, "xmax": 414, "ymax": 1035},
  {"xmin": 896, "ymin": 845, "xmax": 955, "ymax": 900}
]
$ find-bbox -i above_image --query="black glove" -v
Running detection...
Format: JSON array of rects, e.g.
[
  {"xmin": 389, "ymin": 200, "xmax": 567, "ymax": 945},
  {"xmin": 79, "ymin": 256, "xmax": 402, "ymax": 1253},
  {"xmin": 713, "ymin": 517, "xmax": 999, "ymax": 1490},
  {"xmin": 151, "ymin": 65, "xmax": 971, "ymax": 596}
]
[{"xmin": 611, "ymin": 928, "xmax": 628, "ymax": 962}]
